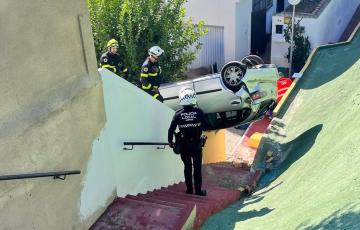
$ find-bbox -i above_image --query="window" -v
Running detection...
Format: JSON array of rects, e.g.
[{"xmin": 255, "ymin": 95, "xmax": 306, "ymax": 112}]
[
  {"xmin": 299, "ymin": 26, "xmax": 305, "ymax": 33},
  {"xmin": 276, "ymin": 25, "xmax": 283, "ymax": 34}
]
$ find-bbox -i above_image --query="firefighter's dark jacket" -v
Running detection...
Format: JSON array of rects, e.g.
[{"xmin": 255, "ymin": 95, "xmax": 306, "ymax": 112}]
[
  {"xmin": 140, "ymin": 58, "xmax": 162, "ymax": 90},
  {"xmin": 100, "ymin": 51, "xmax": 128, "ymax": 76},
  {"xmin": 168, "ymin": 106, "xmax": 206, "ymax": 144}
]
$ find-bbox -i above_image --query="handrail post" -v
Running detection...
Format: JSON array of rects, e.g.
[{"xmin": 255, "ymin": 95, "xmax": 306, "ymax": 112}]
[
  {"xmin": 123, "ymin": 142, "xmax": 169, "ymax": 151},
  {"xmin": 156, "ymin": 145, "xmax": 166, "ymax": 150},
  {"xmin": 123, "ymin": 145, "xmax": 134, "ymax": 150}
]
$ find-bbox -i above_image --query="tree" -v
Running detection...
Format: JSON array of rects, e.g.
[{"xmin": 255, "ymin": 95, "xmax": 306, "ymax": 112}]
[
  {"xmin": 283, "ymin": 19, "xmax": 311, "ymax": 74},
  {"xmin": 87, "ymin": 0, "xmax": 207, "ymax": 83},
  {"xmin": 87, "ymin": 0, "xmax": 123, "ymax": 59}
]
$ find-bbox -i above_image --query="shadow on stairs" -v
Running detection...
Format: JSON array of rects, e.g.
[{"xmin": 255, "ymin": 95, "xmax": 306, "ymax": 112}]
[{"xmin": 89, "ymin": 163, "xmax": 252, "ymax": 230}]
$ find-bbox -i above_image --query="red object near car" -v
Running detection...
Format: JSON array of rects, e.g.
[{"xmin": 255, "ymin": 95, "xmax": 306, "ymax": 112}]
[{"xmin": 277, "ymin": 77, "xmax": 292, "ymax": 103}]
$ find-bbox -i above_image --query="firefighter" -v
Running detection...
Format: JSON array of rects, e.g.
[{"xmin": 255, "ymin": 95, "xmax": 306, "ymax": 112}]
[
  {"xmin": 140, "ymin": 46, "xmax": 164, "ymax": 102},
  {"xmin": 168, "ymin": 87, "xmax": 207, "ymax": 196},
  {"xmin": 100, "ymin": 39, "xmax": 128, "ymax": 77}
]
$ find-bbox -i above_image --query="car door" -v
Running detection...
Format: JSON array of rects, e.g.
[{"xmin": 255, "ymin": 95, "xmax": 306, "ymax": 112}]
[
  {"xmin": 193, "ymin": 74, "xmax": 244, "ymax": 114},
  {"xmin": 160, "ymin": 80, "xmax": 194, "ymax": 111}
]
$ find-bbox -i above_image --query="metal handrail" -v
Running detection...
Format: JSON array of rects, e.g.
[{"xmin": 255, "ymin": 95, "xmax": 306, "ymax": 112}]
[
  {"xmin": 123, "ymin": 142, "xmax": 169, "ymax": 150},
  {"xmin": 0, "ymin": 170, "xmax": 81, "ymax": 181}
]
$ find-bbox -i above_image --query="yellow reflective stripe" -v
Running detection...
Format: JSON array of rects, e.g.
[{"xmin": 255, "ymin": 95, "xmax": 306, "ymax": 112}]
[
  {"xmin": 101, "ymin": 64, "xmax": 116, "ymax": 72},
  {"xmin": 148, "ymin": 73, "xmax": 158, "ymax": 76},
  {"xmin": 123, "ymin": 68, "xmax": 128, "ymax": 73},
  {"xmin": 153, "ymin": 86, "xmax": 158, "ymax": 89},
  {"xmin": 142, "ymin": 83, "xmax": 152, "ymax": 90},
  {"xmin": 153, "ymin": 94, "xmax": 159, "ymax": 99},
  {"xmin": 140, "ymin": 73, "xmax": 149, "ymax": 78}
]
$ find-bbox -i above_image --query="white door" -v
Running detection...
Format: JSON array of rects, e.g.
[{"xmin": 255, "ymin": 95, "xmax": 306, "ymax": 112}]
[{"xmin": 190, "ymin": 25, "xmax": 225, "ymax": 72}]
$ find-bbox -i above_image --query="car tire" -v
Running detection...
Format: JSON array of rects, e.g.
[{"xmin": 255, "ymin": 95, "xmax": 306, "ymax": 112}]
[
  {"xmin": 240, "ymin": 55, "xmax": 264, "ymax": 68},
  {"xmin": 220, "ymin": 61, "xmax": 247, "ymax": 92}
]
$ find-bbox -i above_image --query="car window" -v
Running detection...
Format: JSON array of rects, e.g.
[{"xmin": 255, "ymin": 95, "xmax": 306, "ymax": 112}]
[{"xmin": 203, "ymin": 108, "xmax": 252, "ymax": 130}]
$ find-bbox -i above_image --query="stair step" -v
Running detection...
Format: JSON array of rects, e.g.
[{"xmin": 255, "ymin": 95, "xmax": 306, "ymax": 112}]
[
  {"xmin": 166, "ymin": 183, "xmax": 241, "ymax": 208},
  {"xmin": 204, "ymin": 164, "xmax": 249, "ymax": 173},
  {"xmin": 171, "ymin": 182, "xmax": 242, "ymax": 194},
  {"xmin": 150, "ymin": 189, "xmax": 212, "ymax": 206},
  {"xmin": 125, "ymin": 194, "xmax": 195, "ymax": 230},
  {"xmin": 152, "ymin": 188, "xmax": 224, "ymax": 221},
  {"xmin": 90, "ymin": 197, "xmax": 184, "ymax": 230},
  {"xmin": 144, "ymin": 191, "xmax": 210, "ymax": 228},
  {"xmin": 128, "ymin": 194, "xmax": 188, "ymax": 209},
  {"xmin": 91, "ymin": 163, "xmax": 250, "ymax": 230}
]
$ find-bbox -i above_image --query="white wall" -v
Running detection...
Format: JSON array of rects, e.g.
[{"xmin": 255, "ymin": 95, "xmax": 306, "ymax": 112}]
[
  {"xmin": 304, "ymin": 0, "xmax": 360, "ymax": 46},
  {"xmin": 271, "ymin": 0, "xmax": 360, "ymax": 68},
  {"xmin": 185, "ymin": 0, "xmax": 241, "ymax": 64},
  {"xmin": 271, "ymin": 14, "xmax": 288, "ymax": 67},
  {"xmin": 80, "ymin": 69, "xmax": 183, "ymax": 219},
  {"xmin": 236, "ymin": 0, "xmax": 252, "ymax": 60}
]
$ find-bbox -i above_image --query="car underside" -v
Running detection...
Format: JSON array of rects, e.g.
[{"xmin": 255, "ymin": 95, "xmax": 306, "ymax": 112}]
[{"xmin": 159, "ymin": 55, "xmax": 279, "ymax": 130}]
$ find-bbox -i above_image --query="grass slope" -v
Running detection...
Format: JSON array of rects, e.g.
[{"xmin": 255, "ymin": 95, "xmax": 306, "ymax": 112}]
[{"xmin": 201, "ymin": 30, "xmax": 360, "ymax": 230}]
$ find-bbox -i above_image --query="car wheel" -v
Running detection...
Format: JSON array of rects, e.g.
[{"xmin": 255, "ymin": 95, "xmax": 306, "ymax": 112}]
[
  {"xmin": 240, "ymin": 55, "xmax": 264, "ymax": 68},
  {"xmin": 220, "ymin": 61, "xmax": 247, "ymax": 92}
]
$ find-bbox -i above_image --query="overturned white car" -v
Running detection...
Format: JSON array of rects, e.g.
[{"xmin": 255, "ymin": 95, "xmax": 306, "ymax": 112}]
[{"xmin": 159, "ymin": 55, "xmax": 279, "ymax": 130}]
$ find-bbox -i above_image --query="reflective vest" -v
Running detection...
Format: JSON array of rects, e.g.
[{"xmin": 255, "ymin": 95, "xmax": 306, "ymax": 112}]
[
  {"xmin": 99, "ymin": 51, "xmax": 128, "ymax": 76},
  {"xmin": 140, "ymin": 58, "xmax": 162, "ymax": 90}
]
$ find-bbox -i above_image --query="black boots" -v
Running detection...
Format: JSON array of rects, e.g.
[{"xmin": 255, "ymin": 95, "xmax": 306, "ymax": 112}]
[
  {"xmin": 195, "ymin": 189, "xmax": 207, "ymax": 196},
  {"xmin": 185, "ymin": 189, "xmax": 207, "ymax": 196}
]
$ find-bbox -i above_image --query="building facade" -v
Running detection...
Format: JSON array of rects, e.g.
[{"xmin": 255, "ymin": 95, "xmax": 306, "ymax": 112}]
[
  {"xmin": 185, "ymin": 0, "xmax": 290, "ymax": 74},
  {"xmin": 271, "ymin": 0, "xmax": 360, "ymax": 70},
  {"xmin": 185, "ymin": 0, "xmax": 252, "ymax": 72}
]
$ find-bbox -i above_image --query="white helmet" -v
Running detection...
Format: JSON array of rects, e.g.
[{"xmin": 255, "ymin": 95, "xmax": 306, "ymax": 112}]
[
  {"xmin": 149, "ymin": 46, "xmax": 164, "ymax": 58},
  {"xmin": 179, "ymin": 87, "xmax": 197, "ymax": 106}
]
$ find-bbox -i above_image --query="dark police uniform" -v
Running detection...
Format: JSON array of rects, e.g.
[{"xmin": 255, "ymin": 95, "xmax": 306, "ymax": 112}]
[
  {"xmin": 168, "ymin": 106, "xmax": 207, "ymax": 195},
  {"xmin": 140, "ymin": 58, "xmax": 163, "ymax": 102},
  {"xmin": 100, "ymin": 51, "xmax": 128, "ymax": 77}
]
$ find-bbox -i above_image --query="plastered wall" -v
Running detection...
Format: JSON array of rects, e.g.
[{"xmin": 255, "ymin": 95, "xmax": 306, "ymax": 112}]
[
  {"xmin": 0, "ymin": 0, "xmax": 104, "ymax": 229},
  {"xmin": 80, "ymin": 69, "xmax": 183, "ymax": 221}
]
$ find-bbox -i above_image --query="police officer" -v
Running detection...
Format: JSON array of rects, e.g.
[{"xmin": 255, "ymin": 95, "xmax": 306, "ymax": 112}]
[
  {"xmin": 100, "ymin": 39, "xmax": 128, "ymax": 77},
  {"xmin": 140, "ymin": 46, "xmax": 164, "ymax": 102},
  {"xmin": 168, "ymin": 87, "xmax": 207, "ymax": 196}
]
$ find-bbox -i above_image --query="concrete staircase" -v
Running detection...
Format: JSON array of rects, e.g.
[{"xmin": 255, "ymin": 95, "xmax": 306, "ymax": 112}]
[
  {"xmin": 89, "ymin": 164, "xmax": 251, "ymax": 230},
  {"xmin": 89, "ymin": 117, "xmax": 273, "ymax": 229}
]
